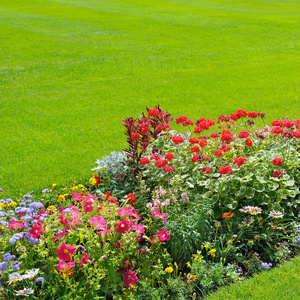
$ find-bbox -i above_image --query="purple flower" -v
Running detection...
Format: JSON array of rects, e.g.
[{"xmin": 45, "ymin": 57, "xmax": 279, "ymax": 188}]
[
  {"xmin": 0, "ymin": 188, "xmax": 3, "ymax": 192},
  {"xmin": 0, "ymin": 212, "xmax": 6, "ymax": 217},
  {"xmin": 12, "ymin": 264, "xmax": 20, "ymax": 271},
  {"xmin": 36, "ymin": 277, "xmax": 44, "ymax": 282},
  {"xmin": 0, "ymin": 220, "xmax": 8, "ymax": 226},
  {"xmin": 5, "ymin": 198, "xmax": 12, "ymax": 204},
  {"xmin": 42, "ymin": 189, "xmax": 49, "ymax": 194},
  {"xmin": 23, "ymin": 194, "xmax": 33, "ymax": 199},
  {"xmin": 28, "ymin": 238, "xmax": 40, "ymax": 246},
  {"xmin": 0, "ymin": 262, "xmax": 8, "ymax": 271},
  {"xmin": 3, "ymin": 253, "xmax": 15, "ymax": 261},
  {"xmin": 77, "ymin": 245, "xmax": 85, "ymax": 254},
  {"xmin": 28, "ymin": 202, "xmax": 43, "ymax": 210},
  {"xmin": 8, "ymin": 272, "xmax": 21, "ymax": 281}
]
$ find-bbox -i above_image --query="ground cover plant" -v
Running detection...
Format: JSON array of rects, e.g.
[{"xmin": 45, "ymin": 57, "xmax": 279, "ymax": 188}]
[
  {"xmin": 1, "ymin": 107, "xmax": 300, "ymax": 299},
  {"xmin": 1, "ymin": 0, "xmax": 300, "ymax": 197}
]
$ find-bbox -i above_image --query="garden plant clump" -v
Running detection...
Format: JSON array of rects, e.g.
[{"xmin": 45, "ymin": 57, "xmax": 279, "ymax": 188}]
[{"xmin": 1, "ymin": 107, "xmax": 300, "ymax": 299}]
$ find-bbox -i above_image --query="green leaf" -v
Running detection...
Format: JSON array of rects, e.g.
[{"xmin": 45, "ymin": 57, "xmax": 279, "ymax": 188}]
[{"xmin": 245, "ymin": 187, "xmax": 255, "ymax": 199}]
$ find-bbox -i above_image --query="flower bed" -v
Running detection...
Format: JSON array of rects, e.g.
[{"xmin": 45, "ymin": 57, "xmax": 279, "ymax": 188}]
[{"xmin": 1, "ymin": 107, "xmax": 300, "ymax": 299}]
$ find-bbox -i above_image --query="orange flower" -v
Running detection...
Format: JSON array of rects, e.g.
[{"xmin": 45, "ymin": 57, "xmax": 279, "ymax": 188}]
[{"xmin": 222, "ymin": 212, "xmax": 234, "ymax": 219}]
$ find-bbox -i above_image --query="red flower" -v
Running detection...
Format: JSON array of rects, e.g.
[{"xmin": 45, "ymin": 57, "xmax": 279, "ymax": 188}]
[
  {"xmin": 163, "ymin": 165, "xmax": 175, "ymax": 172},
  {"xmin": 131, "ymin": 133, "xmax": 140, "ymax": 140},
  {"xmin": 293, "ymin": 131, "xmax": 300, "ymax": 138},
  {"xmin": 248, "ymin": 111, "xmax": 258, "ymax": 118},
  {"xmin": 57, "ymin": 242, "xmax": 76, "ymax": 261},
  {"xmin": 199, "ymin": 139, "xmax": 208, "ymax": 147},
  {"xmin": 272, "ymin": 158, "xmax": 283, "ymax": 166},
  {"xmin": 176, "ymin": 116, "xmax": 188, "ymax": 124},
  {"xmin": 210, "ymin": 132, "xmax": 220, "ymax": 138},
  {"xmin": 80, "ymin": 253, "xmax": 90, "ymax": 266},
  {"xmin": 283, "ymin": 120, "xmax": 294, "ymax": 128},
  {"xmin": 29, "ymin": 224, "xmax": 43, "ymax": 239},
  {"xmin": 118, "ymin": 260, "xmax": 133, "ymax": 273},
  {"xmin": 126, "ymin": 193, "xmax": 137, "ymax": 205},
  {"xmin": 214, "ymin": 150, "xmax": 223, "ymax": 157},
  {"xmin": 220, "ymin": 144, "xmax": 231, "ymax": 152},
  {"xmin": 141, "ymin": 126, "xmax": 149, "ymax": 134},
  {"xmin": 190, "ymin": 146, "xmax": 200, "ymax": 153},
  {"xmin": 219, "ymin": 165, "xmax": 232, "ymax": 175},
  {"xmin": 94, "ymin": 175, "xmax": 103, "ymax": 185},
  {"xmin": 273, "ymin": 170, "xmax": 284, "ymax": 178},
  {"xmin": 202, "ymin": 167, "xmax": 211, "ymax": 174},
  {"xmin": 155, "ymin": 159, "xmax": 168, "ymax": 168},
  {"xmin": 148, "ymin": 108, "xmax": 159, "ymax": 117},
  {"xmin": 191, "ymin": 154, "xmax": 200, "ymax": 162},
  {"xmin": 193, "ymin": 126, "xmax": 202, "ymax": 133},
  {"xmin": 157, "ymin": 229, "xmax": 171, "ymax": 242},
  {"xmin": 222, "ymin": 212, "xmax": 234, "ymax": 219},
  {"xmin": 221, "ymin": 129, "xmax": 233, "ymax": 142},
  {"xmin": 245, "ymin": 139, "xmax": 253, "ymax": 147},
  {"xmin": 271, "ymin": 126, "xmax": 283, "ymax": 134},
  {"xmin": 8, "ymin": 220, "xmax": 25, "ymax": 230},
  {"xmin": 115, "ymin": 219, "xmax": 132, "ymax": 233},
  {"xmin": 189, "ymin": 137, "xmax": 199, "ymax": 144},
  {"xmin": 172, "ymin": 135, "xmax": 184, "ymax": 144},
  {"xmin": 150, "ymin": 153, "xmax": 161, "ymax": 161},
  {"xmin": 140, "ymin": 157, "xmax": 150, "ymax": 165},
  {"xmin": 238, "ymin": 130, "xmax": 250, "ymax": 139},
  {"xmin": 236, "ymin": 109, "xmax": 248, "ymax": 118},
  {"xmin": 230, "ymin": 113, "xmax": 239, "ymax": 121},
  {"xmin": 233, "ymin": 157, "xmax": 247, "ymax": 167},
  {"xmin": 165, "ymin": 152, "xmax": 174, "ymax": 161},
  {"xmin": 123, "ymin": 271, "xmax": 138, "ymax": 287}
]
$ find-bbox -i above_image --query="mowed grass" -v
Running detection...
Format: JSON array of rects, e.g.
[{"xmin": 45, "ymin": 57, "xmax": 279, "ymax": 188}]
[
  {"xmin": 0, "ymin": 0, "xmax": 300, "ymax": 197},
  {"xmin": 206, "ymin": 256, "xmax": 300, "ymax": 300}
]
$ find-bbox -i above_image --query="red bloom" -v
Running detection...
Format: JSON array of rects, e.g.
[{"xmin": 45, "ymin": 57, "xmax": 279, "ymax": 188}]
[
  {"xmin": 199, "ymin": 139, "xmax": 208, "ymax": 147},
  {"xmin": 150, "ymin": 153, "xmax": 161, "ymax": 161},
  {"xmin": 236, "ymin": 109, "xmax": 248, "ymax": 118},
  {"xmin": 221, "ymin": 129, "xmax": 233, "ymax": 142},
  {"xmin": 219, "ymin": 165, "xmax": 233, "ymax": 175},
  {"xmin": 222, "ymin": 212, "xmax": 234, "ymax": 219},
  {"xmin": 165, "ymin": 152, "xmax": 174, "ymax": 161},
  {"xmin": 80, "ymin": 253, "xmax": 90, "ymax": 266},
  {"xmin": 271, "ymin": 126, "xmax": 283, "ymax": 134},
  {"xmin": 172, "ymin": 135, "xmax": 184, "ymax": 144},
  {"xmin": 230, "ymin": 113, "xmax": 239, "ymax": 121},
  {"xmin": 202, "ymin": 167, "xmax": 211, "ymax": 174},
  {"xmin": 214, "ymin": 150, "xmax": 223, "ymax": 157},
  {"xmin": 155, "ymin": 159, "xmax": 168, "ymax": 168},
  {"xmin": 189, "ymin": 137, "xmax": 199, "ymax": 144},
  {"xmin": 148, "ymin": 108, "xmax": 159, "ymax": 117},
  {"xmin": 233, "ymin": 157, "xmax": 247, "ymax": 167},
  {"xmin": 238, "ymin": 130, "xmax": 250, "ymax": 139},
  {"xmin": 118, "ymin": 260, "xmax": 133, "ymax": 273},
  {"xmin": 221, "ymin": 144, "xmax": 231, "ymax": 152},
  {"xmin": 210, "ymin": 132, "xmax": 220, "ymax": 138},
  {"xmin": 272, "ymin": 158, "xmax": 283, "ymax": 166},
  {"xmin": 293, "ymin": 131, "xmax": 300, "ymax": 138},
  {"xmin": 141, "ymin": 126, "xmax": 149, "ymax": 134},
  {"xmin": 271, "ymin": 120, "xmax": 282, "ymax": 127},
  {"xmin": 140, "ymin": 157, "xmax": 150, "ymax": 165},
  {"xmin": 156, "ymin": 229, "xmax": 171, "ymax": 243},
  {"xmin": 126, "ymin": 193, "xmax": 137, "ymax": 205},
  {"xmin": 163, "ymin": 165, "xmax": 175, "ymax": 173},
  {"xmin": 94, "ymin": 175, "xmax": 103, "ymax": 185},
  {"xmin": 193, "ymin": 126, "xmax": 202, "ymax": 133},
  {"xmin": 190, "ymin": 146, "xmax": 200, "ymax": 153},
  {"xmin": 57, "ymin": 242, "xmax": 76, "ymax": 261},
  {"xmin": 131, "ymin": 133, "xmax": 140, "ymax": 140},
  {"xmin": 123, "ymin": 271, "xmax": 138, "ymax": 287},
  {"xmin": 191, "ymin": 154, "xmax": 200, "ymax": 162},
  {"xmin": 273, "ymin": 170, "xmax": 284, "ymax": 178},
  {"xmin": 8, "ymin": 220, "xmax": 25, "ymax": 230},
  {"xmin": 176, "ymin": 116, "xmax": 188, "ymax": 124},
  {"xmin": 29, "ymin": 224, "xmax": 43, "ymax": 239},
  {"xmin": 248, "ymin": 111, "xmax": 258, "ymax": 118},
  {"xmin": 245, "ymin": 139, "xmax": 253, "ymax": 147},
  {"xmin": 283, "ymin": 120, "xmax": 294, "ymax": 128},
  {"xmin": 115, "ymin": 218, "xmax": 132, "ymax": 233}
]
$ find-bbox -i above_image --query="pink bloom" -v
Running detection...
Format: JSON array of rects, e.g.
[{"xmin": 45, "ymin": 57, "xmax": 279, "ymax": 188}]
[
  {"xmin": 89, "ymin": 216, "xmax": 106, "ymax": 229},
  {"xmin": 117, "ymin": 207, "xmax": 140, "ymax": 220},
  {"xmin": 84, "ymin": 199, "xmax": 94, "ymax": 213},
  {"xmin": 163, "ymin": 165, "xmax": 175, "ymax": 173},
  {"xmin": 154, "ymin": 210, "xmax": 167, "ymax": 222},
  {"xmin": 123, "ymin": 270, "xmax": 138, "ymax": 287},
  {"xmin": 80, "ymin": 253, "xmax": 90, "ymax": 266},
  {"xmin": 52, "ymin": 228, "xmax": 69, "ymax": 242},
  {"xmin": 57, "ymin": 242, "xmax": 76, "ymax": 261},
  {"xmin": 8, "ymin": 220, "xmax": 25, "ymax": 230},
  {"xmin": 115, "ymin": 219, "xmax": 132, "ymax": 233},
  {"xmin": 29, "ymin": 224, "xmax": 43, "ymax": 239},
  {"xmin": 118, "ymin": 260, "xmax": 133, "ymax": 273},
  {"xmin": 56, "ymin": 260, "xmax": 75, "ymax": 272},
  {"xmin": 151, "ymin": 229, "xmax": 171, "ymax": 243}
]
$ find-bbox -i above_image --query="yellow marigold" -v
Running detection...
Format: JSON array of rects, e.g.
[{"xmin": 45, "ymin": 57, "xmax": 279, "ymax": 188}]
[
  {"xmin": 0, "ymin": 203, "xmax": 6, "ymax": 208},
  {"xmin": 8, "ymin": 201, "xmax": 17, "ymax": 207},
  {"xmin": 165, "ymin": 266, "xmax": 174, "ymax": 273},
  {"xmin": 57, "ymin": 195, "xmax": 66, "ymax": 203},
  {"xmin": 186, "ymin": 261, "xmax": 191, "ymax": 268},
  {"xmin": 89, "ymin": 177, "xmax": 97, "ymax": 185},
  {"xmin": 189, "ymin": 274, "xmax": 197, "ymax": 281},
  {"xmin": 208, "ymin": 249, "xmax": 216, "ymax": 257},
  {"xmin": 204, "ymin": 244, "xmax": 209, "ymax": 249},
  {"xmin": 47, "ymin": 206, "xmax": 57, "ymax": 211}
]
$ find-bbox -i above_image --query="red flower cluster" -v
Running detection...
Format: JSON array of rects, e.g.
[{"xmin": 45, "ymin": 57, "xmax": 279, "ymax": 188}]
[
  {"xmin": 172, "ymin": 135, "xmax": 184, "ymax": 144},
  {"xmin": 147, "ymin": 108, "xmax": 159, "ymax": 117},
  {"xmin": 214, "ymin": 149, "xmax": 223, "ymax": 157},
  {"xmin": 176, "ymin": 116, "xmax": 194, "ymax": 126},
  {"xmin": 131, "ymin": 132, "xmax": 140, "ymax": 140},
  {"xmin": 221, "ymin": 129, "xmax": 233, "ymax": 142},
  {"xmin": 155, "ymin": 159, "xmax": 168, "ymax": 168},
  {"xmin": 245, "ymin": 139, "xmax": 253, "ymax": 147},
  {"xmin": 194, "ymin": 118, "xmax": 215, "ymax": 133},
  {"xmin": 190, "ymin": 146, "xmax": 200, "ymax": 153},
  {"xmin": 273, "ymin": 170, "xmax": 284, "ymax": 178},
  {"xmin": 150, "ymin": 153, "xmax": 161, "ymax": 161},
  {"xmin": 126, "ymin": 193, "xmax": 137, "ymax": 205},
  {"xmin": 94, "ymin": 175, "xmax": 103, "ymax": 186},
  {"xmin": 165, "ymin": 152, "xmax": 174, "ymax": 161},
  {"xmin": 272, "ymin": 158, "xmax": 283, "ymax": 166},
  {"xmin": 233, "ymin": 157, "xmax": 247, "ymax": 167},
  {"xmin": 238, "ymin": 130, "xmax": 250, "ymax": 139},
  {"xmin": 202, "ymin": 167, "xmax": 211, "ymax": 174},
  {"xmin": 221, "ymin": 144, "xmax": 231, "ymax": 152},
  {"xmin": 140, "ymin": 157, "xmax": 150, "ymax": 165},
  {"xmin": 189, "ymin": 137, "xmax": 199, "ymax": 144},
  {"xmin": 163, "ymin": 165, "xmax": 175, "ymax": 172},
  {"xmin": 199, "ymin": 139, "xmax": 208, "ymax": 147},
  {"xmin": 219, "ymin": 165, "xmax": 232, "ymax": 175},
  {"xmin": 100, "ymin": 191, "xmax": 119, "ymax": 205},
  {"xmin": 271, "ymin": 126, "xmax": 283, "ymax": 134},
  {"xmin": 191, "ymin": 154, "xmax": 209, "ymax": 163}
]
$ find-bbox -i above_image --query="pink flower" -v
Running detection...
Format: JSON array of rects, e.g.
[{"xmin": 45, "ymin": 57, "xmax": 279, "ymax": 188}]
[
  {"xmin": 117, "ymin": 207, "xmax": 140, "ymax": 219},
  {"xmin": 8, "ymin": 220, "xmax": 25, "ymax": 230},
  {"xmin": 56, "ymin": 260, "xmax": 75, "ymax": 276},
  {"xmin": 84, "ymin": 199, "xmax": 94, "ymax": 213},
  {"xmin": 118, "ymin": 260, "xmax": 133, "ymax": 273},
  {"xmin": 52, "ymin": 228, "xmax": 69, "ymax": 242},
  {"xmin": 29, "ymin": 224, "xmax": 43, "ymax": 239},
  {"xmin": 80, "ymin": 253, "xmax": 90, "ymax": 266},
  {"xmin": 123, "ymin": 271, "xmax": 138, "ymax": 287},
  {"xmin": 151, "ymin": 229, "xmax": 171, "ymax": 243},
  {"xmin": 153, "ymin": 210, "xmax": 167, "ymax": 222},
  {"xmin": 89, "ymin": 216, "xmax": 106, "ymax": 229},
  {"xmin": 163, "ymin": 165, "xmax": 175, "ymax": 173},
  {"xmin": 57, "ymin": 242, "xmax": 76, "ymax": 261},
  {"xmin": 115, "ymin": 219, "xmax": 132, "ymax": 233}
]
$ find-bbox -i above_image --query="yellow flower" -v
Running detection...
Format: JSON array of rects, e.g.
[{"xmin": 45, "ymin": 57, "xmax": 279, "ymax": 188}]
[
  {"xmin": 186, "ymin": 261, "xmax": 191, "ymax": 268},
  {"xmin": 47, "ymin": 206, "xmax": 57, "ymax": 211},
  {"xmin": 204, "ymin": 244, "xmax": 209, "ymax": 249},
  {"xmin": 52, "ymin": 184, "xmax": 57, "ymax": 187},
  {"xmin": 189, "ymin": 274, "xmax": 197, "ymax": 281},
  {"xmin": 64, "ymin": 194, "xmax": 69, "ymax": 198},
  {"xmin": 57, "ymin": 195, "xmax": 66, "ymax": 203},
  {"xmin": 165, "ymin": 266, "xmax": 174, "ymax": 273},
  {"xmin": 0, "ymin": 203, "xmax": 6, "ymax": 208},
  {"xmin": 89, "ymin": 177, "xmax": 97, "ymax": 185},
  {"xmin": 208, "ymin": 249, "xmax": 216, "ymax": 257},
  {"xmin": 174, "ymin": 262, "xmax": 178, "ymax": 269}
]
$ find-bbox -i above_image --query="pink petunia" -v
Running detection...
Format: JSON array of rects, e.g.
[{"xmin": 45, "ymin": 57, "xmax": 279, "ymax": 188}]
[
  {"xmin": 115, "ymin": 219, "xmax": 132, "ymax": 233},
  {"xmin": 80, "ymin": 253, "xmax": 90, "ymax": 266},
  {"xmin": 89, "ymin": 216, "xmax": 106, "ymax": 229},
  {"xmin": 123, "ymin": 271, "xmax": 138, "ymax": 287},
  {"xmin": 29, "ymin": 224, "xmax": 43, "ymax": 239},
  {"xmin": 57, "ymin": 242, "xmax": 76, "ymax": 261}
]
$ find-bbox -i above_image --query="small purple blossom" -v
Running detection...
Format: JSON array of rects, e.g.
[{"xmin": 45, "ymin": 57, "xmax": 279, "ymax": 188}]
[
  {"xmin": 36, "ymin": 277, "xmax": 44, "ymax": 282},
  {"xmin": 28, "ymin": 202, "xmax": 43, "ymax": 210},
  {"xmin": 42, "ymin": 189, "xmax": 49, "ymax": 194},
  {"xmin": 23, "ymin": 194, "xmax": 33, "ymax": 199},
  {"xmin": 0, "ymin": 261, "xmax": 8, "ymax": 271}
]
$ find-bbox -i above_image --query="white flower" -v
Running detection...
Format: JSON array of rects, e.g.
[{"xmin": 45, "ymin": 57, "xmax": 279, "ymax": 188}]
[
  {"xmin": 249, "ymin": 207, "xmax": 262, "ymax": 215},
  {"xmin": 22, "ymin": 268, "xmax": 39, "ymax": 280},
  {"xmin": 242, "ymin": 218, "xmax": 254, "ymax": 226},
  {"xmin": 268, "ymin": 211, "xmax": 284, "ymax": 219},
  {"xmin": 15, "ymin": 288, "xmax": 35, "ymax": 296},
  {"xmin": 269, "ymin": 222, "xmax": 283, "ymax": 230}
]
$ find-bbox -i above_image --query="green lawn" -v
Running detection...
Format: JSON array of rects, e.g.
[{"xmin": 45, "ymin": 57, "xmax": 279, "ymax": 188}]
[{"xmin": 1, "ymin": 0, "xmax": 299, "ymax": 197}]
